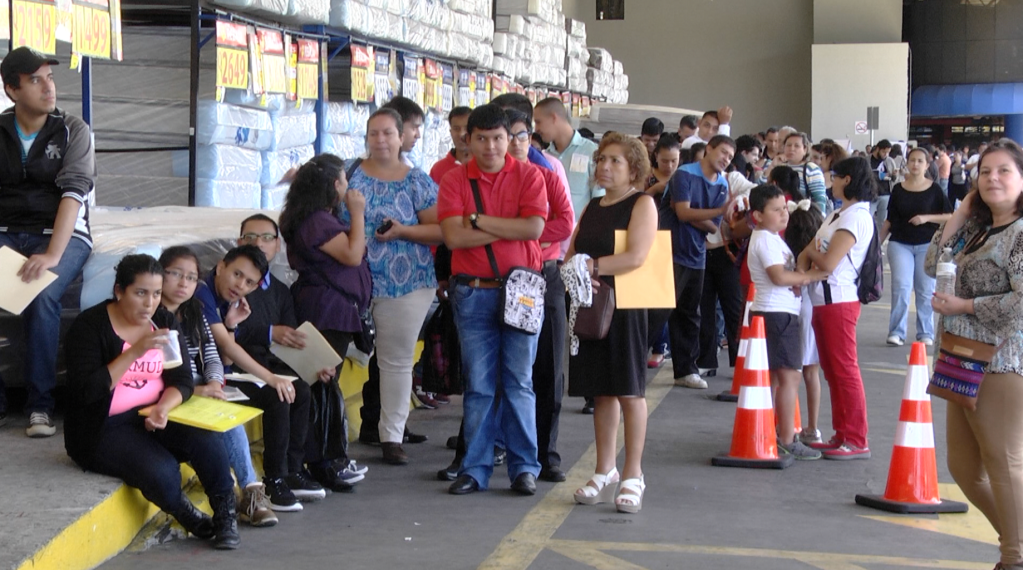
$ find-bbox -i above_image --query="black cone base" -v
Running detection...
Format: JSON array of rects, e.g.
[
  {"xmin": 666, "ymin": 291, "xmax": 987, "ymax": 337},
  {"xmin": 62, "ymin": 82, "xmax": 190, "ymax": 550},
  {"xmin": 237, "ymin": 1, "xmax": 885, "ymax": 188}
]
[
  {"xmin": 716, "ymin": 391, "xmax": 738, "ymax": 402},
  {"xmin": 854, "ymin": 494, "xmax": 969, "ymax": 514},
  {"xmin": 712, "ymin": 453, "xmax": 794, "ymax": 469}
]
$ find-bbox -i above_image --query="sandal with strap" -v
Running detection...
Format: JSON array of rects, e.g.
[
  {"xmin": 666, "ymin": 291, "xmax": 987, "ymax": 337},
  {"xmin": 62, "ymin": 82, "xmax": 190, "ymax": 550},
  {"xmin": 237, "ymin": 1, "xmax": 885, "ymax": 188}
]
[
  {"xmin": 615, "ymin": 474, "xmax": 646, "ymax": 514},
  {"xmin": 574, "ymin": 468, "xmax": 620, "ymax": 505}
]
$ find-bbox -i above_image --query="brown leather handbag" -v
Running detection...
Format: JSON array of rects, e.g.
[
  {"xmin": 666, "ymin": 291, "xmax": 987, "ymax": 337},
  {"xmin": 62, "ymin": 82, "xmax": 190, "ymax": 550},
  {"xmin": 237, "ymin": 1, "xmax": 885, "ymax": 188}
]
[{"xmin": 573, "ymin": 282, "xmax": 615, "ymax": 341}]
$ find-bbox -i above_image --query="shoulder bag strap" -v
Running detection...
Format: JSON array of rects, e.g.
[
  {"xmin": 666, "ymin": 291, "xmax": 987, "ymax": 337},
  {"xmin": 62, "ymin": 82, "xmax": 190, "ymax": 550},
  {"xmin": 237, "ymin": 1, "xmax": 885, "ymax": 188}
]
[{"xmin": 469, "ymin": 178, "xmax": 503, "ymax": 280}]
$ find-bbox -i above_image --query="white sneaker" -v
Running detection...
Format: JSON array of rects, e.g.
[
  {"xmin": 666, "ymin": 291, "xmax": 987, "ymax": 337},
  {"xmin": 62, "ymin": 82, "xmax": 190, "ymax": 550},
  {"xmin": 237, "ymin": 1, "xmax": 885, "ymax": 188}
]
[
  {"xmin": 921, "ymin": 337, "xmax": 934, "ymax": 346},
  {"xmin": 26, "ymin": 412, "xmax": 56, "ymax": 438},
  {"xmin": 886, "ymin": 335, "xmax": 904, "ymax": 346},
  {"xmin": 674, "ymin": 374, "xmax": 708, "ymax": 389}
]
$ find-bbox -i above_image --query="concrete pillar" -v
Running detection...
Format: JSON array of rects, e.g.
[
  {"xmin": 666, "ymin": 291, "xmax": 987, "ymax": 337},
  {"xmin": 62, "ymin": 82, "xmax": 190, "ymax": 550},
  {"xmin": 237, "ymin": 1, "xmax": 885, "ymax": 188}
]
[{"xmin": 1004, "ymin": 114, "xmax": 1023, "ymax": 145}]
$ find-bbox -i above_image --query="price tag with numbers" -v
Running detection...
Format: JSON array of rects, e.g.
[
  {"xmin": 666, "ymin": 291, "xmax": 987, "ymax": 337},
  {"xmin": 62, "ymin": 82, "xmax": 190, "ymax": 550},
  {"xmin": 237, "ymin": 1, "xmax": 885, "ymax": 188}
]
[
  {"xmin": 350, "ymin": 43, "xmax": 374, "ymax": 103},
  {"xmin": 72, "ymin": 1, "xmax": 111, "ymax": 59},
  {"xmin": 216, "ymin": 21, "xmax": 249, "ymax": 90},
  {"xmin": 259, "ymin": 28, "xmax": 286, "ymax": 93},
  {"xmin": 12, "ymin": 0, "xmax": 57, "ymax": 54},
  {"xmin": 296, "ymin": 38, "xmax": 319, "ymax": 101}
]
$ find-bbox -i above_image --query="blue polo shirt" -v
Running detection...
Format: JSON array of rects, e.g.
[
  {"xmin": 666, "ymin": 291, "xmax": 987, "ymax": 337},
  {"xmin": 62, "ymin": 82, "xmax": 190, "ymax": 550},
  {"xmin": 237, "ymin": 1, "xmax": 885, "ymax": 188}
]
[
  {"xmin": 666, "ymin": 162, "xmax": 729, "ymax": 269},
  {"xmin": 195, "ymin": 273, "xmax": 230, "ymax": 327}
]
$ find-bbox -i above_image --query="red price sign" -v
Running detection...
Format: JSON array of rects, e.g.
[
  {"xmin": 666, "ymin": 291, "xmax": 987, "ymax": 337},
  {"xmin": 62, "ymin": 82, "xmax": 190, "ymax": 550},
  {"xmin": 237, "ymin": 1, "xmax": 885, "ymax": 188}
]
[
  {"xmin": 72, "ymin": 3, "xmax": 111, "ymax": 58},
  {"xmin": 297, "ymin": 63, "xmax": 318, "ymax": 100},
  {"xmin": 12, "ymin": 0, "xmax": 57, "ymax": 55}
]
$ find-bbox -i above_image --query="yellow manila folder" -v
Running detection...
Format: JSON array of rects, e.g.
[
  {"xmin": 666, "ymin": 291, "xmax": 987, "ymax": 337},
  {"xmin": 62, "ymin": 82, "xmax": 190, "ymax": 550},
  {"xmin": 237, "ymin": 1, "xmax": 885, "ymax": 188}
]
[
  {"xmin": 613, "ymin": 230, "xmax": 676, "ymax": 309},
  {"xmin": 0, "ymin": 246, "xmax": 59, "ymax": 315},
  {"xmin": 139, "ymin": 396, "xmax": 263, "ymax": 433}
]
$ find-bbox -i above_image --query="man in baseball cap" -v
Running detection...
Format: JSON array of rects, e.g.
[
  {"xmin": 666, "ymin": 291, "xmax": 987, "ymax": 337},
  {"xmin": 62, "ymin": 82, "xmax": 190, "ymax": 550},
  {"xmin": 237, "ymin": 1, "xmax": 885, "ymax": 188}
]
[{"xmin": 0, "ymin": 46, "xmax": 95, "ymax": 438}]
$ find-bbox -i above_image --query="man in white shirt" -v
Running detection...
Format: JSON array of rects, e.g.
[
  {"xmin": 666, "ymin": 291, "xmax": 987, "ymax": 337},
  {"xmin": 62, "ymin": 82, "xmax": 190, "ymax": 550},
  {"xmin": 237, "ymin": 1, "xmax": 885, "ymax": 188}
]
[{"xmin": 681, "ymin": 107, "xmax": 733, "ymax": 150}]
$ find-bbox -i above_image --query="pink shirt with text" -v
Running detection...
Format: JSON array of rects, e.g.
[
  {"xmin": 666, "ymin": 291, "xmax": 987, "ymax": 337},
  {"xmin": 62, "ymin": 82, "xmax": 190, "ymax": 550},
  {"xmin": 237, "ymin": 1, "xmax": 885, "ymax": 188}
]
[{"xmin": 109, "ymin": 341, "xmax": 165, "ymax": 416}]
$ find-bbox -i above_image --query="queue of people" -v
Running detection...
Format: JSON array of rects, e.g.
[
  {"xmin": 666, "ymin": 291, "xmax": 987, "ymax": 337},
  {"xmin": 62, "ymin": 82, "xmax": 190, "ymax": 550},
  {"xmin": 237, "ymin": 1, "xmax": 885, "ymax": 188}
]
[{"xmin": 3, "ymin": 47, "xmax": 1023, "ymax": 564}]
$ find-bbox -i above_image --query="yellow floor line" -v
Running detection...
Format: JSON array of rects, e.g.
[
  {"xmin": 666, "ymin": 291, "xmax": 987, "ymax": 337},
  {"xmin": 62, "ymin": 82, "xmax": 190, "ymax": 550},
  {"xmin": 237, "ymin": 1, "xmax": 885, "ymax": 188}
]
[{"xmin": 477, "ymin": 368, "xmax": 675, "ymax": 570}]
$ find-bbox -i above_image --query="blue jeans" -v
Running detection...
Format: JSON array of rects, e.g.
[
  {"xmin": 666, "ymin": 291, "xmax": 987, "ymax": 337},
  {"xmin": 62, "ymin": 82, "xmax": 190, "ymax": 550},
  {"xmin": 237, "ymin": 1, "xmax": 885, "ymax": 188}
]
[
  {"xmin": 870, "ymin": 195, "xmax": 891, "ymax": 230},
  {"xmin": 887, "ymin": 240, "xmax": 935, "ymax": 341},
  {"xmin": 451, "ymin": 285, "xmax": 540, "ymax": 489},
  {"xmin": 222, "ymin": 425, "xmax": 257, "ymax": 487},
  {"xmin": 0, "ymin": 233, "xmax": 91, "ymax": 413}
]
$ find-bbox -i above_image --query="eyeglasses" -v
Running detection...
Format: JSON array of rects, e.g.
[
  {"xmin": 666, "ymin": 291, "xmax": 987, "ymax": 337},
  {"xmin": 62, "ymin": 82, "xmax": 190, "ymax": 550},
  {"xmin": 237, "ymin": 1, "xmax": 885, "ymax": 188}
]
[
  {"xmin": 241, "ymin": 233, "xmax": 278, "ymax": 243},
  {"xmin": 510, "ymin": 130, "xmax": 532, "ymax": 143},
  {"xmin": 164, "ymin": 269, "xmax": 199, "ymax": 283}
]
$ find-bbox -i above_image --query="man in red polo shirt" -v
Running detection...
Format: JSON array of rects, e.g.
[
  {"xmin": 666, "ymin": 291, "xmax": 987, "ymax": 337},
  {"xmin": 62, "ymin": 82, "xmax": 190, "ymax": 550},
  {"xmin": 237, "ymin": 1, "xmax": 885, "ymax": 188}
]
[
  {"xmin": 429, "ymin": 106, "xmax": 472, "ymax": 185},
  {"xmin": 437, "ymin": 104, "xmax": 547, "ymax": 496}
]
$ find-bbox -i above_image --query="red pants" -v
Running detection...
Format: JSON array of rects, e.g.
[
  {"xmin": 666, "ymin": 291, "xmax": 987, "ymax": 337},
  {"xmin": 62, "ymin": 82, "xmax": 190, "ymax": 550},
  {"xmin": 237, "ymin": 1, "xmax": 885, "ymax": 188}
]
[{"xmin": 812, "ymin": 301, "xmax": 869, "ymax": 448}]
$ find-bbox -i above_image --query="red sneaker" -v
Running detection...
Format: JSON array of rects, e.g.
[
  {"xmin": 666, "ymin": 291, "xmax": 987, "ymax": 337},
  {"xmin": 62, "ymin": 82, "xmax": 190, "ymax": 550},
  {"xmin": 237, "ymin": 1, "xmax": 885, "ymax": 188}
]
[
  {"xmin": 822, "ymin": 444, "xmax": 871, "ymax": 461},
  {"xmin": 647, "ymin": 354, "xmax": 665, "ymax": 369},
  {"xmin": 806, "ymin": 436, "xmax": 843, "ymax": 451}
]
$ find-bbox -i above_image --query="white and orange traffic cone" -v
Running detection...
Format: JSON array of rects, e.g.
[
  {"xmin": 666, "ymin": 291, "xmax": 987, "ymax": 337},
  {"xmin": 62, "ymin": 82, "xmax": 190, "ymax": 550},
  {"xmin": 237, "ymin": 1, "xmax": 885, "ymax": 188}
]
[
  {"xmin": 717, "ymin": 285, "xmax": 755, "ymax": 403},
  {"xmin": 855, "ymin": 342, "xmax": 968, "ymax": 514},
  {"xmin": 713, "ymin": 316, "xmax": 794, "ymax": 469}
]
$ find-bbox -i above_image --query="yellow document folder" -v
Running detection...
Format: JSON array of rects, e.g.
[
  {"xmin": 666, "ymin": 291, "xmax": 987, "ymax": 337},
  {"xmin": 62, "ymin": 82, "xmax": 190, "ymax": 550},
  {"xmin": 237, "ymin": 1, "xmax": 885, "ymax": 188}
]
[
  {"xmin": 139, "ymin": 396, "xmax": 263, "ymax": 433},
  {"xmin": 613, "ymin": 230, "xmax": 676, "ymax": 309}
]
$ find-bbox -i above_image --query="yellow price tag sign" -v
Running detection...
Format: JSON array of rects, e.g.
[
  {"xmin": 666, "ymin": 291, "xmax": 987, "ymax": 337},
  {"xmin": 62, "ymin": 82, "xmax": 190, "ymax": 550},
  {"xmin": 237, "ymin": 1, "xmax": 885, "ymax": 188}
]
[
  {"xmin": 12, "ymin": 0, "xmax": 57, "ymax": 55},
  {"xmin": 297, "ymin": 62, "xmax": 318, "ymax": 100},
  {"xmin": 351, "ymin": 67, "xmax": 370, "ymax": 103},
  {"xmin": 72, "ymin": 4, "xmax": 111, "ymax": 59},
  {"xmin": 216, "ymin": 47, "xmax": 249, "ymax": 90},
  {"xmin": 262, "ymin": 54, "xmax": 286, "ymax": 93}
]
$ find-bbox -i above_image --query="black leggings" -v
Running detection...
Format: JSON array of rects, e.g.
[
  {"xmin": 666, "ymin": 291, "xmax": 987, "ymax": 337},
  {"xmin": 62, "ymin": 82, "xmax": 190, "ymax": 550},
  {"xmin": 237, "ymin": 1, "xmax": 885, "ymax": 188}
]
[
  {"xmin": 82, "ymin": 412, "xmax": 234, "ymax": 512},
  {"xmin": 233, "ymin": 377, "xmax": 311, "ymax": 479}
]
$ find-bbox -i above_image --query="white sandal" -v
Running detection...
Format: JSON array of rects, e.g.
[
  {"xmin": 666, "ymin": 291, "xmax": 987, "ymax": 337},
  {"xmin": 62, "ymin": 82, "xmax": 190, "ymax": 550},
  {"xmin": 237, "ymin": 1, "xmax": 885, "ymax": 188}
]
[
  {"xmin": 574, "ymin": 468, "xmax": 620, "ymax": 505},
  {"xmin": 615, "ymin": 474, "xmax": 645, "ymax": 513}
]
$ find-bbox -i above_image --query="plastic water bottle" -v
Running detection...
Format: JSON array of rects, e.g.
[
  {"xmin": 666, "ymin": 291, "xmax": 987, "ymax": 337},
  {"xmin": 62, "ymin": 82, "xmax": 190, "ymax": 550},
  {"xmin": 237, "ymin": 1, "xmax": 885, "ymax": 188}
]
[{"xmin": 936, "ymin": 248, "xmax": 957, "ymax": 296}]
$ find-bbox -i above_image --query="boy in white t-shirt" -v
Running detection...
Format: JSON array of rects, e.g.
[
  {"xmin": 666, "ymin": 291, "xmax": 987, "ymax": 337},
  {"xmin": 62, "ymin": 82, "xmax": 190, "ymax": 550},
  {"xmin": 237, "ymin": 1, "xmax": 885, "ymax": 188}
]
[{"xmin": 747, "ymin": 185, "xmax": 827, "ymax": 460}]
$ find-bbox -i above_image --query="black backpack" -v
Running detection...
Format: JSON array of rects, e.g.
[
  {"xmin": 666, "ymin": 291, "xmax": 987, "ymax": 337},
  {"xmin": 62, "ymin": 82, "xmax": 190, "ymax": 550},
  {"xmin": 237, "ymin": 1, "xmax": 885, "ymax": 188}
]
[{"xmin": 850, "ymin": 221, "xmax": 883, "ymax": 304}]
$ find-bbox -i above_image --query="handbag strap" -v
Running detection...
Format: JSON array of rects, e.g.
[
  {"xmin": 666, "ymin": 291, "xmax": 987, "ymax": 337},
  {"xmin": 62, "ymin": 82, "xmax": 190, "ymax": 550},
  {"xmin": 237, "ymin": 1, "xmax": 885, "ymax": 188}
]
[{"xmin": 469, "ymin": 178, "xmax": 503, "ymax": 281}]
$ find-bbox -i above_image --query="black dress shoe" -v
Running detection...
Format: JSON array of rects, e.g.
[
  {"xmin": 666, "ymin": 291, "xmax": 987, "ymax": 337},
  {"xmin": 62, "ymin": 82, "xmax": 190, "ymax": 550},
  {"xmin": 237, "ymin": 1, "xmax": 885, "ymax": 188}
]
[
  {"xmin": 404, "ymin": 427, "xmax": 428, "ymax": 444},
  {"xmin": 493, "ymin": 447, "xmax": 507, "ymax": 466},
  {"xmin": 581, "ymin": 397, "xmax": 595, "ymax": 414},
  {"xmin": 446, "ymin": 435, "xmax": 459, "ymax": 450},
  {"xmin": 359, "ymin": 430, "xmax": 381, "ymax": 446},
  {"xmin": 511, "ymin": 473, "xmax": 537, "ymax": 496},
  {"xmin": 437, "ymin": 456, "xmax": 462, "ymax": 481},
  {"xmin": 449, "ymin": 474, "xmax": 479, "ymax": 495},
  {"xmin": 539, "ymin": 466, "xmax": 567, "ymax": 483}
]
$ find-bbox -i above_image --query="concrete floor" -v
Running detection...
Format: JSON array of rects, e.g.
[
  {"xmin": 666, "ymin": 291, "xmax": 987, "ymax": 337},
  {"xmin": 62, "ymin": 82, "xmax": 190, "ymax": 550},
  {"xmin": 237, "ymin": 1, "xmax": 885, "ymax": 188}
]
[{"xmin": 93, "ymin": 293, "xmax": 1001, "ymax": 570}]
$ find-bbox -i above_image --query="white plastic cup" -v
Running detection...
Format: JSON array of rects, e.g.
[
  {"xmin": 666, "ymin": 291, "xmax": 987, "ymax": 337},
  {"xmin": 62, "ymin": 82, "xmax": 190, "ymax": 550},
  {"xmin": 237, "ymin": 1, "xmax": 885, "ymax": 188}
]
[{"xmin": 160, "ymin": 330, "xmax": 184, "ymax": 369}]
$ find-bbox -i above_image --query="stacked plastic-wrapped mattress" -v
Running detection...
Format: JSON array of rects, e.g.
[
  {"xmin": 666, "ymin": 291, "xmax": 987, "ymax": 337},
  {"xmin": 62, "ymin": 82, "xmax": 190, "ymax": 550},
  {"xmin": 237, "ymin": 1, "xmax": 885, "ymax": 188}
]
[
  {"xmin": 182, "ymin": 101, "xmax": 271, "ymax": 209},
  {"xmin": 210, "ymin": 0, "xmax": 329, "ymax": 24},
  {"xmin": 261, "ymin": 102, "xmax": 317, "ymax": 210},
  {"xmin": 328, "ymin": 0, "xmax": 494, "ymax": 69},
  {"xmin": 320, "ymin": 101, "xmax": 370, "ymax": 161},
  {"xmin": 494, "ymin": 0, "xmax": 567, "ymax": 87},
  {"xmin": 609, "ymin": 59, "xmax": 629, "ymax": 105},
  {"xmin": 565, "ymin": 18, "xmax": 587, "ymax": 93},
  {"xmin": 586, "ymin": 47, "xmax": 614, "ymax": 101}
]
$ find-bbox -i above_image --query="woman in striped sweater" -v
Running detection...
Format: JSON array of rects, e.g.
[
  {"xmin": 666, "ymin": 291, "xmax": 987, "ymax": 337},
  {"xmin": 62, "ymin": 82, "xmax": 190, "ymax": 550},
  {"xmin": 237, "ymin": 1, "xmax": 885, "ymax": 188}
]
[
  {"xmin": 158, "ymin": 246, "xmax": 277, "ymax": 528},
  {"xmin": 767, "ymin": 132, "xmax": 828, "ymax": 214}
]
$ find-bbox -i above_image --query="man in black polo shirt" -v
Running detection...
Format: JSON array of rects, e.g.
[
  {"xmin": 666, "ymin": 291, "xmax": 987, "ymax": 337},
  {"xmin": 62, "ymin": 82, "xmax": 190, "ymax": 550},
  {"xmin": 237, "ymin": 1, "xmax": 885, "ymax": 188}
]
[{"xmin": 0, "ymin": 47, "xmax": 95, "ymax": 437}]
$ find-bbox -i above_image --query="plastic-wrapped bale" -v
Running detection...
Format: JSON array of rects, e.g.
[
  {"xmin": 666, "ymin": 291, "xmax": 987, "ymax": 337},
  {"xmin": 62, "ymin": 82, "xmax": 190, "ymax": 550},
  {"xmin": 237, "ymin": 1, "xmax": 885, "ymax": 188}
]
[
  {"xmin": 261, "ymin": 144, "xmax": 315, "ymax": 186},
  {"xmin": 210, "ymin": 0, "xmax": 289, "ymax": 17},
  {"xmin": 197, "ymin": 101, "xmax": 274, "ymax": 151},
  {"xmin": 281, "ymin": 0, "xmax": 330, "ymax": 24},
  {"xmin": 195, "ymin": 179, "xmax": 262, "ymax": 209},
  {"xmin": 330, "ymin": 0, "xmax": 370, "ymax": 31},
  {"xmin": 383, "ymin": 0, "xmax": 408, "ymax": 15},
  {"xmin": 321, "ymin": 101, "xmax": 368, "ymax": 135},
  {"xmin": 477, "ymin": 44, "xmax": 494, "ymax": 68},
  {"xmin": 406, "ymin": 19, "xmax": 431, "ymax": 47},
  {"xmin": 448, "ymin": 31, "xmax": 471, "ymax": 61},
  {"xmin": 493, "ymin": 31, "xmax": 513, "ymax": 55},
  {"xmin": 261, "ymin": 183, "xmax": 291, "ymax": 210},
  {"xmin": 587, "ymin": 47, "xmax": 613, "ymax": 73},
  {"xmin": 495, "ymin": 14, "xmax": 526, "ymax": 35},
  {"xmin": 269, "ymin": 112, "xmax": 317, "ymax": 151},
  {"xmin": 323, "ymin": 133, "xmax": 360, "ymax": 160},
  {"xmin": 614, "ymin": 73, "xmax": 629, "ymax": 91},
  {"xmin": 566, "ymin": 17, "xmax": 585, "ymax": 38},
  {"xmin": 171, "ymin": 144, "xmax": 262, "ymax": 182},
  {"xmin": 613, "ymin": 59, "xmax": 624, "ymax": 76}
]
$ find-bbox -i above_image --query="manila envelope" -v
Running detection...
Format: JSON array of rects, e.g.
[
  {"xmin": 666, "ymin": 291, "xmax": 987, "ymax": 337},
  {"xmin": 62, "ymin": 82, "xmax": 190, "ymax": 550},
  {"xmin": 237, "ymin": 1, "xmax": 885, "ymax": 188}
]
[{"xmin": 613, "ymin": 230, "xmax": 676, "ymax": 309}]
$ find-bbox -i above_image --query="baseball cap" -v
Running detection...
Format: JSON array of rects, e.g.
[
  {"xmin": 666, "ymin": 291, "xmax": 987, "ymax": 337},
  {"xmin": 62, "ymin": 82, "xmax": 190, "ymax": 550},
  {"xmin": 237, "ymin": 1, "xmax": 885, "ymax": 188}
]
[{"xmin": 1, "ymin": 47, "xmax": 59, "ymax": 88}]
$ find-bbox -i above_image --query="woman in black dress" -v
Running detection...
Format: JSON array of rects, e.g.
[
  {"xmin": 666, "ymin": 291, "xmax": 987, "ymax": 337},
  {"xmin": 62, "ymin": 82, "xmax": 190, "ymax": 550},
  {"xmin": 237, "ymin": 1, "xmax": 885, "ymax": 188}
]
[{"xmin": 568, "ymin": 132, "xmax": 658, "ymax": 513}]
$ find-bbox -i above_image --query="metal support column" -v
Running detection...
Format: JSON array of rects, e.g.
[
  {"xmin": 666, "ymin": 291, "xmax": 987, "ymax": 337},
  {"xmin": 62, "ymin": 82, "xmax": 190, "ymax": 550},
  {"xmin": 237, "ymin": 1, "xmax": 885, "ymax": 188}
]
[
  {"xmin": 188, "ymin": 0, "xmax": 200, "ymax": 206},
  {"xmin": 81, "ymin": 57, "xmax": 93, "ymax": 127}
]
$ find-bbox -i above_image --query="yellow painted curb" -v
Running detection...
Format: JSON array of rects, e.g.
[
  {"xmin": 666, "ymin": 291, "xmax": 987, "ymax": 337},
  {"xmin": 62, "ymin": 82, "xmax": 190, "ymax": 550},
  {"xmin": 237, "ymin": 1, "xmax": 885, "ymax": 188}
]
[{"xmin": 15, "ymin": 465, "xmax": 197, "ymax": 570}]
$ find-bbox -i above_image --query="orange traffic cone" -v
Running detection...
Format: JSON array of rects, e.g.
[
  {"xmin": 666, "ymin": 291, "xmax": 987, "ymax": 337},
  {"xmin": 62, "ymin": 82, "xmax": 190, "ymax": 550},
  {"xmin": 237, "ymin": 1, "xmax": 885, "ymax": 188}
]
[
  {"xmin": 855, "ymin": 343, "xmax": 968, "ymax": 514},
  {"xmin": 713, "ymin": 316, "xmax": 794, "ymax": 469},
  {"xmin": 794, "ymin": 398, "xmax": 803, "ymax": 435},
  {"xmin": 717, "ymin": 285, "xmax": 755, "ymax": 403}
]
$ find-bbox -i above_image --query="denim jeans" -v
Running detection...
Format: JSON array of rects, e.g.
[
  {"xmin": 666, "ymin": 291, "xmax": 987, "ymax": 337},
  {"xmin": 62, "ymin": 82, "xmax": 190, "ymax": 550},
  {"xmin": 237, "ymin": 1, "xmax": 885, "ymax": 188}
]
[
  {"xmin": 451, "ymin": 284, "xmax": 540, "ymax": 489},
  {"xmin": 870, "ymin": 195, "xmax": 890, "ymax": 230},
  {"xmin": 222, "ymin": 425, "xmax": 257, "ymax": 487},
  {"xmin": 887, "ymin": 240, "xmax": 935, "ymax": 341},
  {"xmin": 0, "ymin": 233, "xmax": 91, "ymax": 413}
]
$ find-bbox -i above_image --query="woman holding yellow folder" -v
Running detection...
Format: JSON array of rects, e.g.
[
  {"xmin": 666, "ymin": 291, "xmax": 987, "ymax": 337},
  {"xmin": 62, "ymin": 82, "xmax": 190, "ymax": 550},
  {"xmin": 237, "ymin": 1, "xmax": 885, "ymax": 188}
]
[{"xmin": 64, "ymin": 254, "xmax": 240, "ymax": 550}]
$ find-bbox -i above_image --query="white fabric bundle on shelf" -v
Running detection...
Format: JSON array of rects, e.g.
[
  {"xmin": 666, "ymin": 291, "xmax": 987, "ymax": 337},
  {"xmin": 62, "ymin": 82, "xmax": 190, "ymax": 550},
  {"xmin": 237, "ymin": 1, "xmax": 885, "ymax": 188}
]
[
  {"xmin": 587, "ymin": 47, "xmax": 613, "ymax": 73},
  {"xmin": 210, "ymin": 0, "xmax": 289, "ymax": 16},
  {"xmin": 196, "ymin": 101, "xmax": 274, "ymax": 151},
  {"xmin": 495, "ymin": 14, "xmax": 526, "ymax": 35},
  {"xmin": 566, "ymin": 18, "xmax": 585, "ymax": 39},
  {"xmin": 323, "ymin": 134, "xmax": 365, "ymax": 160},
  {"xmin": 195, "ymin": 179, "xmax": 262, "ymax": 209},
  {"xmin": 261, "ymin": 183, "xmax": 290, "ymax": 211},
  {"xmin": 613, "ymin": 73, "xmax": 629, "ymax": 91},
  {"xmin": 321, "ymin": 102, "xmax": 370, "ymax": 136},
  {"xmin": 330, "ymin": 0, "xmax": 370, "ymax": 30},
  {"xmin": 185, "ymin": 144, "xmax": 263, "ymax": 183},
  {"xmin": 261, "ymin": 145, "xmax": 315, "ymax": 186},
  {"xmin": 269, "ymin": 113, "xmax": 317, "ymax": 151},
  {"xmin": 613, "ymin": 59, "xmax": 624, "ymax": 76},
  {"xmin": 282, "ymin": 0, "xmax": 330, "ymax": 24}
]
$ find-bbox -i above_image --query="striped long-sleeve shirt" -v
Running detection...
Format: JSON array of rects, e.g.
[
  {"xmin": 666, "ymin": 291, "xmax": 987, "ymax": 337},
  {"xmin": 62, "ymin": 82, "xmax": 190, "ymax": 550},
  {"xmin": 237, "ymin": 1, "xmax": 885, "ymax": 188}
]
[{"xmin": 187, "ymin": 313, "xmax": 224, "ymax": 385}]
